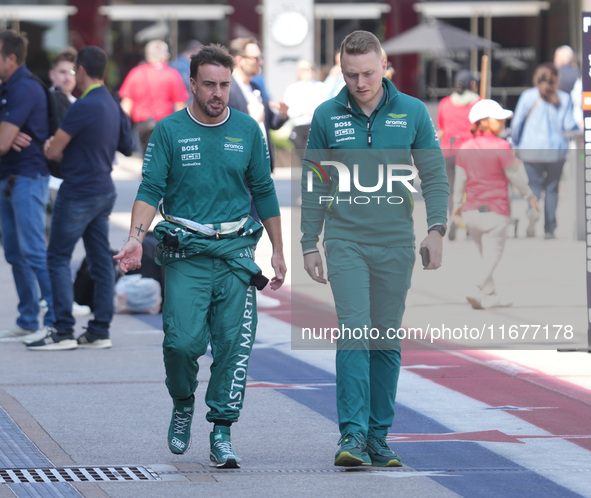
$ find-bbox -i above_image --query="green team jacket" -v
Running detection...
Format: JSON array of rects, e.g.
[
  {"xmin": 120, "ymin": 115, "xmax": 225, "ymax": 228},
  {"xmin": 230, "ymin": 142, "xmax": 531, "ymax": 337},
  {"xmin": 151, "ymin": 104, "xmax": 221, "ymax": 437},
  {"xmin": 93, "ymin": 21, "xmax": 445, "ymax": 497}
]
[
  {"xmin": 301, "ymin": 78, "xmax": 448, "ymax": 251},
  {"xmin": 136, "ymin": 107, "xmax": 280, "ymax": 224}
]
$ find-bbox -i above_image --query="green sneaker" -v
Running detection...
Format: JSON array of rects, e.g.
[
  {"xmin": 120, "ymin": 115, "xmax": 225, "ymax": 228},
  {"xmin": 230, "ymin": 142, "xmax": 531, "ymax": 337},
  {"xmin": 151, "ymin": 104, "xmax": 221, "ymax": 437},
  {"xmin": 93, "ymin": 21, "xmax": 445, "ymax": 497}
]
[
  {"xmin": 167, "ymin": 397, "xmax": 194, "ymax": 455},
  {"xmin": 209, "ymin": 426, "xmax": 241, "ymax": 468},
  {"xmin": 366, "ymin": 432, "xmax": 402, "ymax": 467},
  {"xmin": 334, "ymin": 433, "xmax": 371, "ymax": 467}
]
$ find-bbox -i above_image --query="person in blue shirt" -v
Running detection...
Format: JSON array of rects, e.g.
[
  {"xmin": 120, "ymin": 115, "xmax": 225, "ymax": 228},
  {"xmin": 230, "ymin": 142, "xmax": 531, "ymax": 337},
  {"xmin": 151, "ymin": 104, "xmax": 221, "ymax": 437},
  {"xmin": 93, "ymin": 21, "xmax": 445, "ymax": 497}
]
[
  {"xmin": 0, "ymin": 30, "xmax": 55, "ymax": 341},
  {"xmin": 511, "ymin": 62, "xmax": 579, "ymax": 239},
  {"xmin": 27, "ymin": 46, "xmax": 133, "ymax": 350}
]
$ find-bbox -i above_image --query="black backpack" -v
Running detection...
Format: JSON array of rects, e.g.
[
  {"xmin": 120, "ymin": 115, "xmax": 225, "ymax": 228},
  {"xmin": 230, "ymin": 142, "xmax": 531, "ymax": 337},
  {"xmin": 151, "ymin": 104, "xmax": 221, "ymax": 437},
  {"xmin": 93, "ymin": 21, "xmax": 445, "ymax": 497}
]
[
  {"xmin": 17, "ymin": 73, "xmax": 71, "ymax": 178},
  {"xmin": 6, "ymin": 73, "xmax": 133, "ymax": 175}
]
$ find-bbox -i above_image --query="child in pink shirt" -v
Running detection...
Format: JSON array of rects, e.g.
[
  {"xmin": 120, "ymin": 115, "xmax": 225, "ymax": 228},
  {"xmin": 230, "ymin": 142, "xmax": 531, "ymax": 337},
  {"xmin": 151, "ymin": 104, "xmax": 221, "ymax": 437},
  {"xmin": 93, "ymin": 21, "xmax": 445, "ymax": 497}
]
[{"xmin": 453, "ymin": 99, "xmax": 538, "ymax": 309}]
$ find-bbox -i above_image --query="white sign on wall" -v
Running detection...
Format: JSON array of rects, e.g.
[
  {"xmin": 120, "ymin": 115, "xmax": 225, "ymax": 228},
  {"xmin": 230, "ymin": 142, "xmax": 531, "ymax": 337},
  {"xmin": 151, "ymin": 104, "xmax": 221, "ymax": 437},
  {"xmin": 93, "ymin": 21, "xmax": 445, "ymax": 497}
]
[{"xmin": 262, "ymin": 0, "xmax": 314, "ymax": 100}]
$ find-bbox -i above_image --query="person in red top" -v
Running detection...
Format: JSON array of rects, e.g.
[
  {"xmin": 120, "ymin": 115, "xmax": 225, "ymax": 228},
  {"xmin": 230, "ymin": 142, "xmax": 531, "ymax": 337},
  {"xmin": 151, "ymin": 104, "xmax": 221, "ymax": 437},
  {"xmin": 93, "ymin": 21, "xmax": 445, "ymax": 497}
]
[
  {"xmin": 119, "ymin": 40, "xmax": 188, "ymax": 154},
  {"xmin": 437, "ymin": 70, "xmax": 481, "ymax": 239},
  {"xmin": 453, "ymin": 99, "xmax": 538, "ymax": 309}
]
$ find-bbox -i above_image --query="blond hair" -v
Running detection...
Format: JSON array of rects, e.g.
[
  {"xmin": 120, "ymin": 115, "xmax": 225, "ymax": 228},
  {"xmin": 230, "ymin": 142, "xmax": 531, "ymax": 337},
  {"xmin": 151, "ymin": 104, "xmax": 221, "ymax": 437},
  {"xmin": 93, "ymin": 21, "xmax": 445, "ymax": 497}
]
[
  {"xmin": 145, "ymin": 40, "xmax": 169, "ymax": 63},
  {"xmin": 340, "ymin": 30, "xmax": 382, "ymax": 60}
]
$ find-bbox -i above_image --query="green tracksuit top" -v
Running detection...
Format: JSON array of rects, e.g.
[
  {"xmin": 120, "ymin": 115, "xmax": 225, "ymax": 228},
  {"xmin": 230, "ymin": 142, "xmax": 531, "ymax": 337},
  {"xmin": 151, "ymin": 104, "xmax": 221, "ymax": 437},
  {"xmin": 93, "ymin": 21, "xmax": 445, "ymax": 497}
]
[
  {"xmin": 301, "ymin": 78, "xmax": 448, "ymax": 251},
  {"xmin": 136, "ymin": 107, "xmax": 280, "ymax": 223}
]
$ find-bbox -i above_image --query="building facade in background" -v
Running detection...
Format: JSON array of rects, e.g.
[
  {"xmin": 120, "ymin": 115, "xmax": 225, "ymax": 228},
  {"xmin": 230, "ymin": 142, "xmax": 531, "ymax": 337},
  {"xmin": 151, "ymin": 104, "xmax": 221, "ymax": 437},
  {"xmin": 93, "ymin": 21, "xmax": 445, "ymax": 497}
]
[{"xmin": 0, "ymin": 0, "xmax": 584, "ymax": 105}]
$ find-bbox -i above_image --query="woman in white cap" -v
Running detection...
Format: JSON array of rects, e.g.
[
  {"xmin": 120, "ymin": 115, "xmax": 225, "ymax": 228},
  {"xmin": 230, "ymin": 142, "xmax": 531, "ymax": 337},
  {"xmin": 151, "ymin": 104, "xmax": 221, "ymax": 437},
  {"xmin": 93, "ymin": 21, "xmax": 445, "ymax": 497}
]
[{"xmin": 452, "ymin": 99, "xmax": 539, "ymax": 309}]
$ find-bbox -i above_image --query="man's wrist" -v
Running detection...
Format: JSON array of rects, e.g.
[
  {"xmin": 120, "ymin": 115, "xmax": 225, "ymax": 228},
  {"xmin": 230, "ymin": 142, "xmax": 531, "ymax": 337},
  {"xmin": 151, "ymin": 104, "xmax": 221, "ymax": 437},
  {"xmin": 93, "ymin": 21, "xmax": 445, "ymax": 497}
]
[{"xmin": 427, "ymin": 223, "xmax": 447, "ymax": 237}]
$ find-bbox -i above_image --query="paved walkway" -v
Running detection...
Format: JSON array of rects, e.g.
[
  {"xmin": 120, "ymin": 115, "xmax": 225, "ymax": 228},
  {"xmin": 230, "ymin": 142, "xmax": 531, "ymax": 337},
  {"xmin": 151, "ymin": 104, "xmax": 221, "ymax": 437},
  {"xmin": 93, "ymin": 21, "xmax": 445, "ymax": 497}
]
[{"xmin": 0, "ymin": 155, "xmax": 589, "ymax": 497}]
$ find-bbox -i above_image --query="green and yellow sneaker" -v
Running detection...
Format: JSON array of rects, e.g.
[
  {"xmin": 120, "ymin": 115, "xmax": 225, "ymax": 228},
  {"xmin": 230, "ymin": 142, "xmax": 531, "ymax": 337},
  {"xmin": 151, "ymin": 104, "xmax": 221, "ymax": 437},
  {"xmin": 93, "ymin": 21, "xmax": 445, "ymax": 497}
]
[
  {"xmin": 366, "ymin": 432, "xmax": 402, "ymax": 467},
  {"xmin": 209, "ymin": 426, "xmax": 241, "ymax": 468},
  {"xmin": 334, "ymin": 433, "xmax": 371, "ymax": 467},
  {"xmin": 167, "ymin": 396, "xmax": 194, "ymax": 455}
]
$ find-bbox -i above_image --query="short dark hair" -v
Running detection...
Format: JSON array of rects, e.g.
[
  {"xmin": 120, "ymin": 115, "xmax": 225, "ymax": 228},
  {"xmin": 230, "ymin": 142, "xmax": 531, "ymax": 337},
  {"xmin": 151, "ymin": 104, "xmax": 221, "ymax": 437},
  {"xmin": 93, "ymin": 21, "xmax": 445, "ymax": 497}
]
[
  {"xmin": 454, "ymin": 69, "xmax": 478, "ymax": 93},
  {"xmin": 190, "ymin": 44, "xmax": 234, "ymax": 80},
  {"xmin": 534, "ymin": 62, "xmax": 560, "ymax": 106},
  {"xmin": 0, "ymin": 30, "xmax": 28, "ymax": 65},
  {"xmin": 340, "ymin": 30, "xmax": 382, "ymax": 60},
  {"xmin": 51, "ymin": 47, "xmax": 77, "ymax": 69},
  {"xmin": 76, "ymin": 46, "xmax": 108, "ymax": 80}
]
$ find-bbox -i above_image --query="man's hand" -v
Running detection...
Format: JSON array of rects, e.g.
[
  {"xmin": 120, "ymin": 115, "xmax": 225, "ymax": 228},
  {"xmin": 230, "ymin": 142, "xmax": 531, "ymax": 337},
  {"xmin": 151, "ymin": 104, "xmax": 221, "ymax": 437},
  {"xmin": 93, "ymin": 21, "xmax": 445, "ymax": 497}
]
[
  {"xmin": 304, "ymin": 251, "xmax": 327, "ymax": 284},
  {"xmin": 270, "ymin": 100, "xmax": 289, "ymax": 120},
  {"xmin": 247, "ymin": 101, "xmax": 265, "ymax": 123},
  {"xmin": 269, "ymin": 251, "xmax": 287, "ymax": 290},
  {"xmin": 113, "ymin": 238, "xmax": 143, "ymax": 273},
  {"xmin": 43, "ymin": 136, "xmax": 54, "ymax": 155},
  {"xmin": 11, "ymin": 132, "xmax": 32, "ymax": 152},
  {"xmin": 528, "ymin": 195, "xmax": 539, "ymax": 212},
  {"xmin": 451, "ymin": 205, "xmax": 463, "ymax": 224},
  {"xmin": 419, "ymin": 231, "xmax": 444, "ymax": 270}
]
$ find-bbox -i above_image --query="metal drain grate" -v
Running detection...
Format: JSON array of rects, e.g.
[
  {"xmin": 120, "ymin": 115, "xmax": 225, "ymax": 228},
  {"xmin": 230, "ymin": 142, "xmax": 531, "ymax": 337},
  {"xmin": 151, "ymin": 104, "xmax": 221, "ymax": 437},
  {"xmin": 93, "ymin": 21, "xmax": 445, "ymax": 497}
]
[{"xmin": 0, "ymin": 466, "xmax": 160, "ymax": 484}]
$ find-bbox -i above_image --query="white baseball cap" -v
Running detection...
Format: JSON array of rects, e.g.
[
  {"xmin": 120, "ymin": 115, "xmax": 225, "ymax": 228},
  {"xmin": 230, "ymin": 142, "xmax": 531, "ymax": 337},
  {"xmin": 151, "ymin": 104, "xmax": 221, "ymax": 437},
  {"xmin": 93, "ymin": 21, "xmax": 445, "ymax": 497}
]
[{"xmin": 468, "ymin": 99, "xmax": 513, "ymax": 123}]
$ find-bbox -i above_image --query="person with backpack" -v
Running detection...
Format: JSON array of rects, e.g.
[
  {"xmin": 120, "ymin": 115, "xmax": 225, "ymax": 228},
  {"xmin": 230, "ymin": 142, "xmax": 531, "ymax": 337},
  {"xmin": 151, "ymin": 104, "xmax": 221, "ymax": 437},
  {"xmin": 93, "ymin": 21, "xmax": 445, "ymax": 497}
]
[
  {"xmin": 47, "ymin": 47, "xmax": 77, "ymax": 189},
  {"xmin": 511, "ymin": 63, "xmax": 579, "ymax": 239},
  {"xmin": 26, "ymin": 46, "xmax": 133, "ymax": 350},
  {"xmin": 41, "ymin": 47, "xmax": 77, "ymax": 245},
  {"xmin": 0, "ymin": 30, "xmax": 56, "ymax": 341}
]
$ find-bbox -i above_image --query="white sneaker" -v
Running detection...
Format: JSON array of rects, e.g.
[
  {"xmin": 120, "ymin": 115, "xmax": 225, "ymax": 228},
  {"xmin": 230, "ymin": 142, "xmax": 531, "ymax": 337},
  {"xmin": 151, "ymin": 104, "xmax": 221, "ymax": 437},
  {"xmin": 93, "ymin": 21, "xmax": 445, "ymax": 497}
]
[
  {"xmin": 466, "ymin": 295, "xmax": 483, "ymax": 310},
  {"xmin": 72, "ymin": 302, "xmax": 92, "ymax": 316},
  {"xmin": 480, "ymin": 294, "xmax": 512, "ymax": 309},
  {"xmin": 0, "ymin": 324, "xmax": 36, "ymax": 340},
  {"xmin": 22, "ymin": 326, "xmax": 51, "ymax": 345},
  {"xmin": 465, "ymin": 287, "xmax": 484, "ymax": 310}
]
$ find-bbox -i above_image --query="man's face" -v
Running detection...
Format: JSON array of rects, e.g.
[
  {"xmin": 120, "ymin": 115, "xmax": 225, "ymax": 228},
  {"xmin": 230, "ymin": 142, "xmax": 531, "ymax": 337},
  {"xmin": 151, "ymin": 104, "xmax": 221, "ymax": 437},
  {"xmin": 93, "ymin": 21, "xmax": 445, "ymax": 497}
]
[
  {"xmin": 191, "ymin": 63, "xmax": 231, "ymax": 122},
  {"xmin": 341, "ymin": 49, "xmax": 386, "ymax": 110},
  {"xmin": 239, "ymin": 43, "xmax": 263, "ymax": 79},
  {"xmin": 49, "ymin": 60, "xmax": 76, "ymax": 95}
]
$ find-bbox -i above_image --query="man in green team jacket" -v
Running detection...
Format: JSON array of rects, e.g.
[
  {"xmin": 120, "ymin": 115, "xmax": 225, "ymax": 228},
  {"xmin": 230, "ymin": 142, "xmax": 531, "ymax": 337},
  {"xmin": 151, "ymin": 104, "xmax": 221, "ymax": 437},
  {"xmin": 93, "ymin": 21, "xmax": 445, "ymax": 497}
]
[
  {"xmin": 115, "ymin": 44, "xmax": 286, "ymax": 468},
  {"xmin": 301, "ymin": 31, "xmax": 448, "ymax": 467}
]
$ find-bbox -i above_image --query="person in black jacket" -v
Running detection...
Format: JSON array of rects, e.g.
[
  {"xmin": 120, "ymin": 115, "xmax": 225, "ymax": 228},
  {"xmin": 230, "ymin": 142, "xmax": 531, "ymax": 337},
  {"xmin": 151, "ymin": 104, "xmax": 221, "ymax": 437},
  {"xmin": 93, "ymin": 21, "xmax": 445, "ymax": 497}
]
[{"xmin": 227, "ymin": 37, "xmax": 288, "ymax": 172}]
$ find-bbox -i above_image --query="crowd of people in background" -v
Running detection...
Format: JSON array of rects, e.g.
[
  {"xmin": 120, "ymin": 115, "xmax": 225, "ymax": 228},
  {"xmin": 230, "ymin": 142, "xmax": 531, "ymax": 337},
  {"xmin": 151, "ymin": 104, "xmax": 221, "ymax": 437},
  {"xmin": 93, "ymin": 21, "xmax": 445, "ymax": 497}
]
[
  {"xmin": 0, "ymin": 28, "xmax": 584, "ymax": 335},
  {"xmin": 0, "ymin": 28, "xmax": 582, "ymax": 330},
  {"xmin": 438, "ymin": 45, "xmax": 580, "ymax": 309}
]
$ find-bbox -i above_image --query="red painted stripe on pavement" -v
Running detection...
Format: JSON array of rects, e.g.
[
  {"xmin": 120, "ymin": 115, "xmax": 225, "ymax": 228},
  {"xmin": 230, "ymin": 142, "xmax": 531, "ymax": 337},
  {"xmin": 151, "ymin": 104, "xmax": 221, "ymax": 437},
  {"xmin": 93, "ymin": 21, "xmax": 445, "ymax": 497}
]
[
  {"xmin": 402, "ymin": 347, "xmax": 591, "ymax": 451},
  {"xmin": 270, "ymin": 289, "xmax": 591, "ymax": 451}
]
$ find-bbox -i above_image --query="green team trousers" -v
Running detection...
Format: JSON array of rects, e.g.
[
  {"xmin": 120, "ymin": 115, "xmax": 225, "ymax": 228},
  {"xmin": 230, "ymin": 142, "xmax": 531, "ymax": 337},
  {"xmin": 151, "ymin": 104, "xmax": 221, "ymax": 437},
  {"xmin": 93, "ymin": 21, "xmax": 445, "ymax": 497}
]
[
  {"xmin": 162, "ymin": 255, "xmax": 257, "ymax": 424},
  {"xmin": 325, "ymin": 239, "xmax": 415, "ymax": 438}
]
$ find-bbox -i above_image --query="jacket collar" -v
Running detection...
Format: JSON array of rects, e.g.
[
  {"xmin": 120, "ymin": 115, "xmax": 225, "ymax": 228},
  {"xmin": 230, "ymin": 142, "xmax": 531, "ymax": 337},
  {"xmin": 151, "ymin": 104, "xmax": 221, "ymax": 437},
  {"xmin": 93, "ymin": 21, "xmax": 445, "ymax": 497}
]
[{"xmin": 334, "ymin": 77, "xmax": 399, "ymax": 115}]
